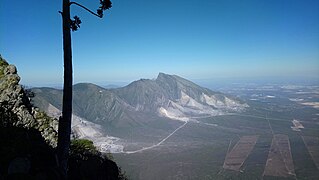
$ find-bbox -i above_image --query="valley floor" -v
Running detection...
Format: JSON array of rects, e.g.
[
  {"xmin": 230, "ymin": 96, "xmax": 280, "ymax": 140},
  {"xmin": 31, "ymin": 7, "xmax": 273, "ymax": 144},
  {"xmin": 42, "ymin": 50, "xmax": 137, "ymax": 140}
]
[{"xmin": 113, "ymin": 84, "xmax": 319, "ymax": 180}]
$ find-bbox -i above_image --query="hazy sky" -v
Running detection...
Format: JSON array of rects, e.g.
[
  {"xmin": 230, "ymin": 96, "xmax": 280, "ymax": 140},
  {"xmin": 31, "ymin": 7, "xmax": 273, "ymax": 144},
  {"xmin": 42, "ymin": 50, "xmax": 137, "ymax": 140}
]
[{"xmin": 1, "ymin": 0, "xmax": 319, "ymax": 86}]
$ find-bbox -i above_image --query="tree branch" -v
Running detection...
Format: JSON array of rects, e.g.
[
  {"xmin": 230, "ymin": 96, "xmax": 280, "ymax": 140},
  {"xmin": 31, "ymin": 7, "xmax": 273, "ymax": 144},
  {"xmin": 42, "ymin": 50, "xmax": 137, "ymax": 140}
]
[
  {"xmin": 58, "ymin": 11, "xmax": 63, "ymax": 16},
  {"xmin": 69, "ymin": 2, "xmax": 102, "ymax": 18}
]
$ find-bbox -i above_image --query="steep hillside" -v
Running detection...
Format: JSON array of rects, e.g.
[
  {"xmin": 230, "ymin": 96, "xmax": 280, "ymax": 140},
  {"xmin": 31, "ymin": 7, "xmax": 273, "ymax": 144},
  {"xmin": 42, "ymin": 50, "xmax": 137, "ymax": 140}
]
[
  {"xmin": 114, "ymin": 73, "xmax": 248, "ymax": 121},
  {"xmin": 0, "ymin": 55, "xmax": 126, "ymax": 179},
  {"xmin": 32, "ymin": 83, "xmax": 161, "ymax": 129},
  {"xmin": 0, "ymin": 55, "xmax": 58, "ymax": 146},
  {"xmin": 31, "ymin": 73, "xmax": 248, "ymax": 141}
]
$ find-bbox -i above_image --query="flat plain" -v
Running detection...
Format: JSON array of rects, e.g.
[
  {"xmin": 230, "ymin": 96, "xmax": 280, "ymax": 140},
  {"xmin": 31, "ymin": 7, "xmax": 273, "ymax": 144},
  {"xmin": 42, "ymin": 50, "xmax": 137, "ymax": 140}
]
[{"xmin": 113, "ymin": 83, "xmax": 319, "ymax": 180}]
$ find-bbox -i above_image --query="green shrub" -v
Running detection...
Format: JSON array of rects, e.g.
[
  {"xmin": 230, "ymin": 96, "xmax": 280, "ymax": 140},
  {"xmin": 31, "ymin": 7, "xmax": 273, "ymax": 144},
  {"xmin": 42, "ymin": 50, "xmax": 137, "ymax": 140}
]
[{"xmin": 70, "ymin": 139, "xmax": 98, "ymax": 160}]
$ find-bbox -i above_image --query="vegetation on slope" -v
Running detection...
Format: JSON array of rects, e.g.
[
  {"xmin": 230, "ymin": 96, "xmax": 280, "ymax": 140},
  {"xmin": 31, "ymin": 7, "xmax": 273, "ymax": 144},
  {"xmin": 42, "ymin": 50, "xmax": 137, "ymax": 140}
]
[{"xmin": 0, "ymin": 55, "xmax": 128, "ymax": 179}]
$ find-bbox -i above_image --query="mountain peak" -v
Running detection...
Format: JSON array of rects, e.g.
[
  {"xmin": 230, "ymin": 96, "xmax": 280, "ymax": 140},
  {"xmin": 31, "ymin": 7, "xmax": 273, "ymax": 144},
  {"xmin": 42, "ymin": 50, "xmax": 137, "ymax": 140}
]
[
  {"xmin": 156, "ymin": 72, "xmax": 186, "ymax": 84},
  {"xmin": 157, "ymin": 72, "xmax": 172, "ymax": 80},
  {"xmin": 33, "ymin": 73, "xmax": 248, "ymax": 128}
]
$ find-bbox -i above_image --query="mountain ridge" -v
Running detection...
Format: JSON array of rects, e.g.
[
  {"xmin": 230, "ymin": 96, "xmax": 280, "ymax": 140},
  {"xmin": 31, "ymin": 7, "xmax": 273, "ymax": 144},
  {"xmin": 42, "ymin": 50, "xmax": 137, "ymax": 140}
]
[{"xmin": 32, "ymin": 73, "xmax": 248, "ymax": 129}]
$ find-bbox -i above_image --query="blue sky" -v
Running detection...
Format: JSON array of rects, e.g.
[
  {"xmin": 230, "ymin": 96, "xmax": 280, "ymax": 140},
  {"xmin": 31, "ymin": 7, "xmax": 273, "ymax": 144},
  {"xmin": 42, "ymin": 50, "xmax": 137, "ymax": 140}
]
[{"xmin": 1, "ymin": 0, "xmax": 319, "ymax": 86}]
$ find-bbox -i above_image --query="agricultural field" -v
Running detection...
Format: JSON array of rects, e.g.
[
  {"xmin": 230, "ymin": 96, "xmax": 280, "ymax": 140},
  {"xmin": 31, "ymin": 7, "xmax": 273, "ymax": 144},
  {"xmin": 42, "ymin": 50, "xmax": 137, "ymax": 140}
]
[
  {"xmin": 113, "ymin": 83, "xmax": 319, "ymax": 179},
  {"xmin": 263, "ymin": 134, "xmax": 295, "ymax": 178},
  {"xmin": 302, "ymin": 136, "xmax": 319, "ymax": 170},
  {"xmin": 223, "ymin": 135, "xmax": 259, "ymax": 171}
]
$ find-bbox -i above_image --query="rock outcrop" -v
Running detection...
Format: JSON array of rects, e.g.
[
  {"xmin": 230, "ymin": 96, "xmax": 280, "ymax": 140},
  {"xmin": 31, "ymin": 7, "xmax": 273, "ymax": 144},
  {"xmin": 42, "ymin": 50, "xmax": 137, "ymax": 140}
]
[{"xmin": 0, "ymin": 55, "xmax": 58, "ymax": 147}]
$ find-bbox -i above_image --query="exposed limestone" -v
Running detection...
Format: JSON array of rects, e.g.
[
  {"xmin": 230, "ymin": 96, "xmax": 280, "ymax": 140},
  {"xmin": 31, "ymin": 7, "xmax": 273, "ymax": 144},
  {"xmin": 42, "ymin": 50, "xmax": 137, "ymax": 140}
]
[
  {"xmin": 4, "ymin": 65, "xmax": 17, "ymax": 75},
  {"xmin": 0, "ymin": 56, "xmax": 58, "ymax": 147}
]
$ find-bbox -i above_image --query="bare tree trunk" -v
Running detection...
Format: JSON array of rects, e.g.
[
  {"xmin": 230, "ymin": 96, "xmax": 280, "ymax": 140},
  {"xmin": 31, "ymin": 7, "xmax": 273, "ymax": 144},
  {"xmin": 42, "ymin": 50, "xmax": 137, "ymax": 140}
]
[{"xmin": 57, "ymin": 0, "xmax": 72, "ymax": 178}]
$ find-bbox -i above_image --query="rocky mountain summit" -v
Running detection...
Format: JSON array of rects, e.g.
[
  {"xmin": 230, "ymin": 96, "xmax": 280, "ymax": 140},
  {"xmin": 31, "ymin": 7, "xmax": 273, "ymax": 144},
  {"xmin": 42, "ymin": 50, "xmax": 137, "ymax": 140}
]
[
  {"xmin": 115, "ymin": 72, "xmax": 248, "ymax": 121},
  {"xmin": 33, "ymin": 73, "xmax": 247, "ymax": 126},
  {"xmin": 0, "ymin": 55, "xmax": 58, "ymax": 146},
  {"xmin": 32, "ymin": 72, "xmax": 248, "ymax": 143}
]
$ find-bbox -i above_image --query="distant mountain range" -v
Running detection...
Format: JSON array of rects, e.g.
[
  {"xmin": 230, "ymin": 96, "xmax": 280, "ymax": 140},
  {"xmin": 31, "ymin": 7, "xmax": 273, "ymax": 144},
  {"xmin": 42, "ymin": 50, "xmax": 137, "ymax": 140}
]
[{"xmin": 31, "ymin": 73, "xmax": 248, "ymax": 139}]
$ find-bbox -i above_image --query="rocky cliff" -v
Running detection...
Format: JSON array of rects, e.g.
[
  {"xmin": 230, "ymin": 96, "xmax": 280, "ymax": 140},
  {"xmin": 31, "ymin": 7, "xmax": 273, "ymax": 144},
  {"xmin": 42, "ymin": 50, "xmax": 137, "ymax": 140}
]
[
  {"xmin": 0, "ymin": 55, "xmax": 58, "ymax": 147},
  {"xmin": 0, "ymin": 55, "xmax": 126, "ymax": 180}
]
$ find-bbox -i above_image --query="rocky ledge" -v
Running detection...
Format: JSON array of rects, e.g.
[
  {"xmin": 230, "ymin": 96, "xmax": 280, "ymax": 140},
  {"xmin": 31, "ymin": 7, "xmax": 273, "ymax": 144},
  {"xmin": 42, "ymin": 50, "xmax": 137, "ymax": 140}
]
[{"xmin": 0, "ymin": 55, "xmax": 58, "ymax": 147}]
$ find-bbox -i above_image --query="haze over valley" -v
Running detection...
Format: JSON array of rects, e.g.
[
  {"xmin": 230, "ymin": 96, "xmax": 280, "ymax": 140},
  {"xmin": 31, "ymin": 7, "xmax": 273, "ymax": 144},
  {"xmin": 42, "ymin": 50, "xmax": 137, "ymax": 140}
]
[
  {"xmin": 31, "ymin": 73, "xmax": 248, "ymax": 152},
  {"xmin": 2, "ymin": 0, "xmax": 318, "ymax": 179},
  {"xmin": 31, "ymin": 73, "xmax": 319, "ymax": 179}
]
